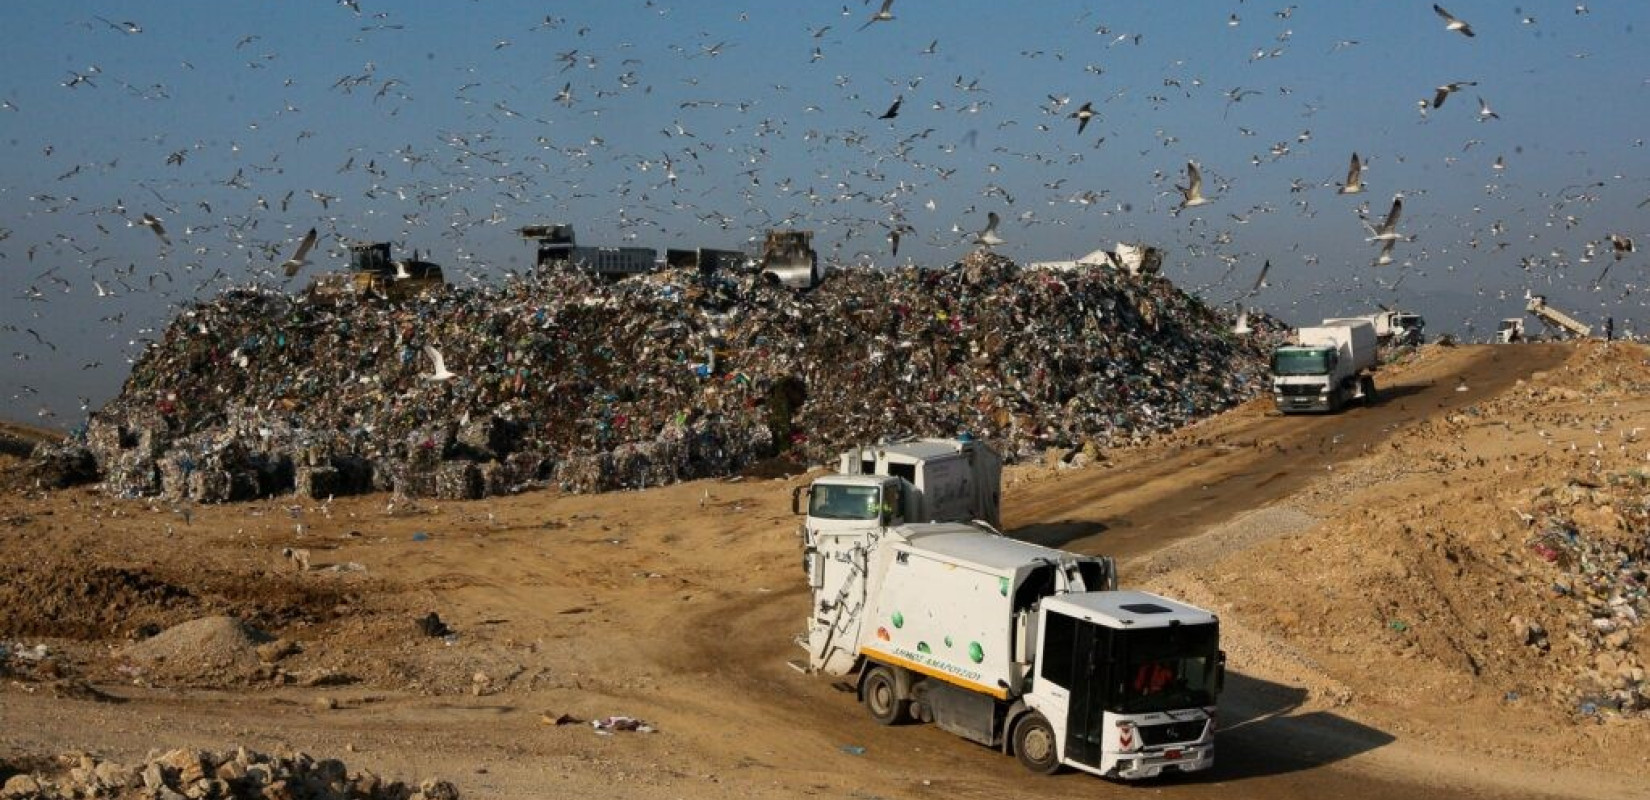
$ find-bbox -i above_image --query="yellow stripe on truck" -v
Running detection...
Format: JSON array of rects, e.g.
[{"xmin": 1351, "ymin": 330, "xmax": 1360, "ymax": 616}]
[{"xmin": 861, "ymin": 648, "xmax": 1010, "ymax": 700}]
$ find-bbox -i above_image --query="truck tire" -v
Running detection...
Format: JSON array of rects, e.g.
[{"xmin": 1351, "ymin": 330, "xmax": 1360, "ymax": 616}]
[
  {"xmin": 861, "ymin": 665, "xmax": 910, "ymax": 725},
  {"xmin": 1012, "ymin": 711, "xmax": 1061, "ymax": 775},
  {"xmin": 1360, "ymin": 375, "xmax": 1378, "ymax": 406}
]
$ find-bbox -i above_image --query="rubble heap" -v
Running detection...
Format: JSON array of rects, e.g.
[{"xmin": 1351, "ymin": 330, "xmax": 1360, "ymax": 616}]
[
  {"xmin": 0, "ymin": 747, "xmax": 458, "ymax": 800},
  {"xmin": 55, "ymin": 251, "xmax": 1281, "ymax": 501}
]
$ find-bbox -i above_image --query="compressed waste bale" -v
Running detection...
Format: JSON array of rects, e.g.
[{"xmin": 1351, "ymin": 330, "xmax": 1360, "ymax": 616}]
[
  {"xmin": 432, "ymin": 462, "xmax": 482, "ymax": 501},
  {"xmin": 294, "ymin": 466, "xmax": 342, "ymax": 500}
]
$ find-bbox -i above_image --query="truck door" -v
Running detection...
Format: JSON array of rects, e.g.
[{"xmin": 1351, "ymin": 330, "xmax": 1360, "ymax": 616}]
[{"xmin": 1039, "ymin": 610, "xmax": 1108, "ymax": 767}]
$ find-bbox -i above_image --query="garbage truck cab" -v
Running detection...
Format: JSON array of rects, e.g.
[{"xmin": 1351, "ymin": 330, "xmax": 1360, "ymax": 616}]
[
  {"xmin": 1271, "ymin": 319, "xmax": 1378, "ymax": 413},
  {"xmin": 1027, "ymin": 591, "xmax": 1223, "ymax": 779}
]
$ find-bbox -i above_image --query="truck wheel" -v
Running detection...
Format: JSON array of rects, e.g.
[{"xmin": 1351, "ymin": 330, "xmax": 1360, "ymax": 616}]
[
  {"xmin": 861, "ymin": 665, "xmax": 909, "ymax": 725},
  {"xmin": 1012, "ymin": 711, "xmax": 1061, "ymax": 775},
  {"xmin": 1361, "ymin": 376, "xmax": 1378, "ymax": 406}
]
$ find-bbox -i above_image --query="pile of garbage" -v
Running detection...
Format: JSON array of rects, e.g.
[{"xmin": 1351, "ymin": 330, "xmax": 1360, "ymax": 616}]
[
  {"xmin": 0, "ymin": 747, "xmax": 458, "ymax": 800},
  {"xmin": 1519, "ymin": 472, "xmax": 1650, "ymax": 716},
  {"xmin": 47, "ymin": 250, "xmax": 1282, "ymax": 501}
]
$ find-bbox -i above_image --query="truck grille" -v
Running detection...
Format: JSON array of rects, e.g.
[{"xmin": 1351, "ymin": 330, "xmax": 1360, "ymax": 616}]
[
  {"xmin": 1277, "ymin": 384, "xmax": 1320, "ymax": 397},
  {"xmin": 1137, "ymin": 719, "xmax": 1207, "ymax": 746}
]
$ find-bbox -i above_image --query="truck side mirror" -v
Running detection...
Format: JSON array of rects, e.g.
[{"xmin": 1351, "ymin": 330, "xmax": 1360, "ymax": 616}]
[
  {"xmin": 791, "ymin": 486, "xmax": 806, "ymax": 515},
  {"xmin": 1215, "ymin": 650, "xmax": 1227, "ymax": 695}
]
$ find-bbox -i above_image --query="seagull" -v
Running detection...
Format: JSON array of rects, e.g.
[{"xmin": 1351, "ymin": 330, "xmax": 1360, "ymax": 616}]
[
  {"xmin": 1338, "ymin": 153, "xmax": 1365, "ymax": 194},
  {"xmin": 281, "ymin": 227, "xmax": 319, "ymax": 277},
  {"xmin": 878, "ymin": 94, "xmax": 902, "ymax": 120},
  {"xmin": 421, "ymin": 345, "xmax": 455, "ymax": 382},
  {"xmin": 1476, "ymin": 96, "xmax": 1499, "ymax": 121},
  {"xmin": 973, "ymin": 211, "xmax": 1005, "ymax": 248},
  {"xmin": 858, "ymin": 0, "xmax": 895, "ymax": 31},
  {"xmin": 1433, "ymin": 4, "xmax": 1475, "ymax": 37},
  {"xmin": 1364, "ymin": 195, "xmax": 1405, "ymax": 242},
  {"xmin": 1373, "ymin": 238, "xmax": 1397, "ymax": 267},
  {"xmin": 136, "ymin": 212, "xmax": 170, "ymax": 245},
  {"xmin": 1247, "ymin": 259, "xmax": 1271, "ymax": 297},
  {"xmin": 93, "ymin": 16, "xmax": 142, "ymax": 34},
  {"xmin": 1431, "ymin": 80, "xmax": 1476, "ymax": 109},
  {"xmin": 393, "ymin": 260, "xmax": 412, "ymax": 279},
  {"xmin": 1070, "ymin": 101, "xmax": 1096, "ymax": 134},
  {"xmin": 1609, "ymin": 233, "xmax": 1635, "ymax": 259},
  {"xmin": 887, "ymin": 223, "xmax": 914, "ymax": 258},
  {"xmin": 1177, "ymin": 161, "xmax": 1211, "ymax": 210},
  {"xmin": 1234, "ymin": 306, "xmax": 1252, "ymax": 335}
]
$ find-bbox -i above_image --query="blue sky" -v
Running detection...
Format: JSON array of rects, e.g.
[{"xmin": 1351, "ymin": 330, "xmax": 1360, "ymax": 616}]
[{"xmin": 3, "ymin": 1, "xmax": 1648, "ymax": 423}]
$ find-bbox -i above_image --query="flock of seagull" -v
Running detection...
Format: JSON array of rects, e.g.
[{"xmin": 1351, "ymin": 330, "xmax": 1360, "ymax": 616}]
[{"xmin": 0, "ymin": 0, "xmax": 1644, "ymax": 419}]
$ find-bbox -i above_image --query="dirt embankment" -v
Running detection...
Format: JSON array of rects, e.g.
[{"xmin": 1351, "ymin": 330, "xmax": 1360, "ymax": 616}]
[{"xmin": 1139, "ymin": 341, "xmax": 1650, "ymax": 779}]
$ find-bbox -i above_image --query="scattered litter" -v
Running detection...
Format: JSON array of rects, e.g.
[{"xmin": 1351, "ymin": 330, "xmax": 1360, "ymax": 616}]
[
  {"xmin": 839, "ymin": 745, "xmax": 867, "ymax": 756},
  {"xmin": 1518, "ymin": 472, "xmax": 1650, "ymax": 715},
  {"xmin": 591, "ymin": 715, "xmax": 655, "ymax": 734},
  {"xmin": 416, "ymin": 612, "xmax": 451, "ymax": 638}
]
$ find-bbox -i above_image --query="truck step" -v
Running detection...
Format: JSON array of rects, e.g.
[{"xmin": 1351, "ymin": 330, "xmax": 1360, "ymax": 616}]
[{"xmin": 786, "ymin": 659, "xmax": 814, "ymax": 675}]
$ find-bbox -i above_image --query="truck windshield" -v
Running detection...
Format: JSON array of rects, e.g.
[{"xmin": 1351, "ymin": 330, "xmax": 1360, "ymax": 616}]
[
  {"xmin": 1114, "ymin": 623, "xmax": 1220, "ymax": 715},
  {"xmin": 1271, "ymin": 348, "xmax": 1333, "ymax": 376},
  {"xmin": 808, "ymin": 485, "xmax": 881, "ymax": 521}
]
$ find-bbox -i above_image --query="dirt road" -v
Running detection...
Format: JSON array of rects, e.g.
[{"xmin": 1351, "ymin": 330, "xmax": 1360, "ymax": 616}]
[
  {"xmin": 1008, "ymin": 344, "xmax": 1571, "ymax": 561},
  {"xmin": 5, "ymin": 343, "xmax": 1644, "ymax": 800}
]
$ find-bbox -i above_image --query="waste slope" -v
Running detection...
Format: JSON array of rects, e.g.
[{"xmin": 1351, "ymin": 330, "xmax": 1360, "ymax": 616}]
[{"xmin": 68, "ymin": 251, "xmax": 1279, "ymax": 500}]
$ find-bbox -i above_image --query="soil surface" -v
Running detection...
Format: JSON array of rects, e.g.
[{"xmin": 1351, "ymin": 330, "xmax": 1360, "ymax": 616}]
[{"xmin": 3, "ymin": 342, "xmax": 1648, "ymax": 799}]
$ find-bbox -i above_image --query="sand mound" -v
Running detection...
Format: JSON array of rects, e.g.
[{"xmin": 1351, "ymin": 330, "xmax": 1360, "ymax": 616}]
[
  {"xmin": 123, "ymin": 616, "xmax": 273, "ymax": 684},
  {"xmin": 0, "ymin": 562, "xmax": 195, "ymax": 640}
]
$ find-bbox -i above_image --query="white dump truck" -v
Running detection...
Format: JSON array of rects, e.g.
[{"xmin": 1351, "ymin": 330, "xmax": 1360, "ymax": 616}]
[
  {"xmin": 832, "ymin": 438, "xmax": 1000, "ymax": 525},
  {"xmin": 794, "ymin": 437, "xmax": 1001, "ymax": 562},
  {"xmin": 1364, "ymin": 309, "xmax": 1425, "ymax": 346},
  {"xmin": 1271, "ymin": 319, "xmax": 1379, "ymax": 413},
  {"xmin": 1495, "ymin": 318, "xmax": 1526, "ymax": 343},
  {"xmin": 798, "ymin": 521, "xmax": 1224, "ymax": 779}
]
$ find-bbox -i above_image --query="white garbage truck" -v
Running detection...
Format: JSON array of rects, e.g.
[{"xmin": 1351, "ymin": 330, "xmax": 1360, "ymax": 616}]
[
  {"xmin": 1270, "ymin": 318, "xmax": 1379, "ymax": 413},
  {"xmin": 798, "ymin": 521, "xmax": 1224, "ymax": 779}
]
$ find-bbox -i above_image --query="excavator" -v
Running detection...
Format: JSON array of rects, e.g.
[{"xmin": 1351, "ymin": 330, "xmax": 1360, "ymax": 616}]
[{"xmin": 759, "ymin": 230, "xmax": 821, "ymax": 290}]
